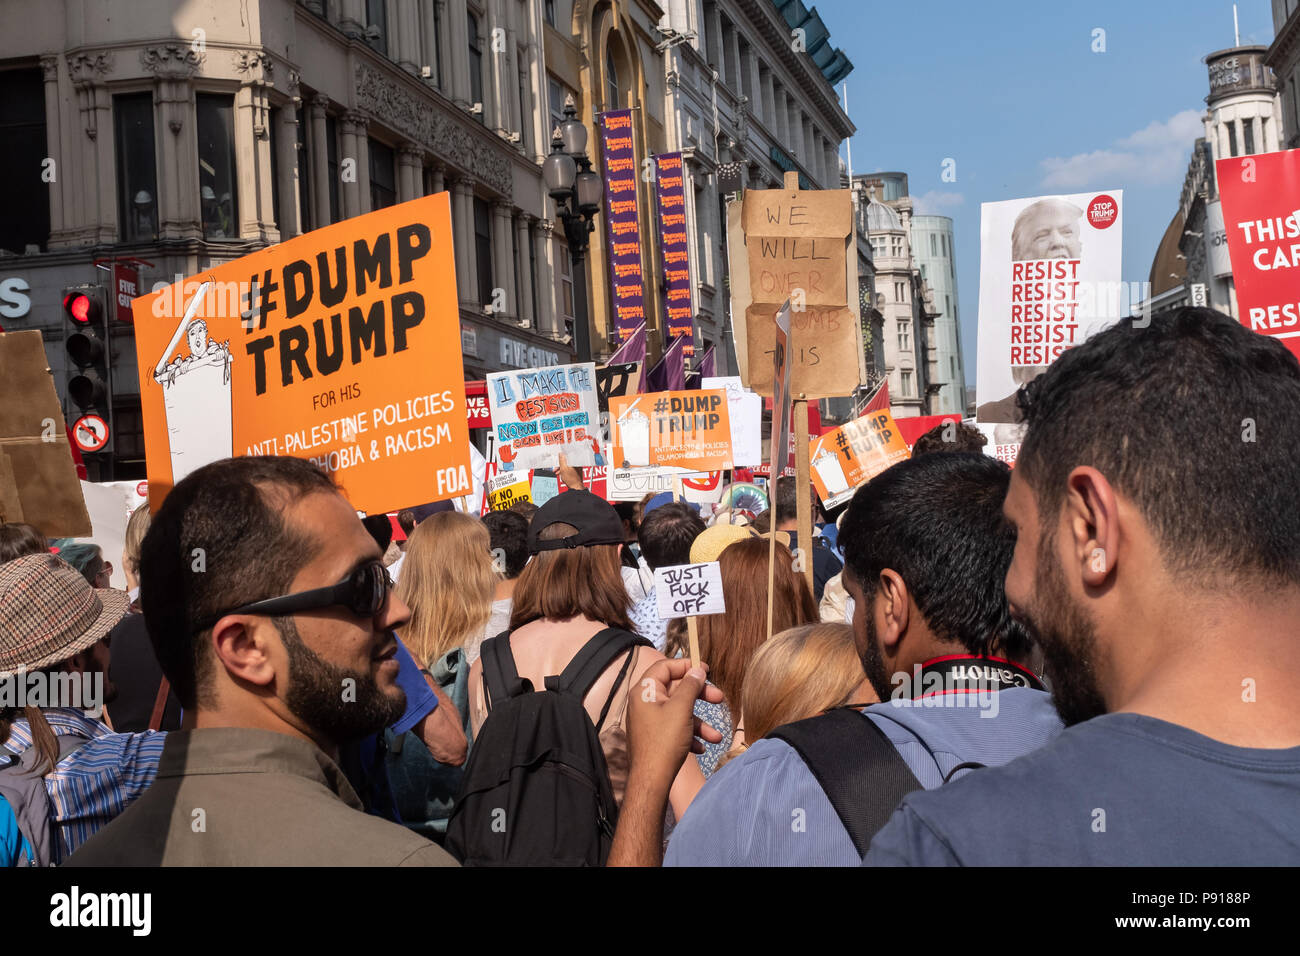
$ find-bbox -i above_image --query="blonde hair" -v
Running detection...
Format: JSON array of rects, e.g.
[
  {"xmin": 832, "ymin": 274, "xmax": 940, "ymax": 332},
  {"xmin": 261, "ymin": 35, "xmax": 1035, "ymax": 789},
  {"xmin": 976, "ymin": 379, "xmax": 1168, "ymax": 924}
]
[
  {"xmin": 719, "ymin": 622, "xmax": 873, "ymax": 768},
  {"xmin": 396, "ymin": 511, "xmax": 497, "ymax": 668},
  {"xmin": 123, "ymin": 502, "xmax": 151, "ymax": 579}
]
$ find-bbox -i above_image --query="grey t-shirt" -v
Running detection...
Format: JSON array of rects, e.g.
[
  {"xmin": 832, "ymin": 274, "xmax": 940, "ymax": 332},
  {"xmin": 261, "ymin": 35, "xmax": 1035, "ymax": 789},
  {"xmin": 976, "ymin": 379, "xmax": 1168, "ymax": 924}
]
[{"xmin": 866, "ymin": 713, "xmax": 1300, "ymax": 866}]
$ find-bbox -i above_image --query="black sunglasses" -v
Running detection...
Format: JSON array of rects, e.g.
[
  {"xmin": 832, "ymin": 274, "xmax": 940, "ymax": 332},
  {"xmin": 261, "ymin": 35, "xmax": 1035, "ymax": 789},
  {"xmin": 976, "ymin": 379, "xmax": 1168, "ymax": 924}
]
[{"xmin": 194, "ymin": 561, "xmax": 393, "ymax": 632}]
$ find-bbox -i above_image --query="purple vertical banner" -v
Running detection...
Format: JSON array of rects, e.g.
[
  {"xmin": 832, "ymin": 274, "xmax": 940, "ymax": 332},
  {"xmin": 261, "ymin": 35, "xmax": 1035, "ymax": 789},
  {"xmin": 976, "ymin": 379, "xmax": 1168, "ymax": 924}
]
[
  {"xmin": 597, "ymin": 109, "xmax": 645, "ymax": 342},
  {"xmin": 654, "ymin": 152, "xmax": 694, "ymax": 356}
]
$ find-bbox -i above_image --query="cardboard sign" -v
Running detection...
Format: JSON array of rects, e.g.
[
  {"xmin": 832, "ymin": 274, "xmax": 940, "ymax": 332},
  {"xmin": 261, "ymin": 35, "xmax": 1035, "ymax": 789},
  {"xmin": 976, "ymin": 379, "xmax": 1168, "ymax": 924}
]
[
  {"xmin": 132, "ymin": 193, "xmax": 471, "ymax": 514},
  {"xmin": 530, "ymin": 473, "xmax": 560, "ymax": 507},
  {"xmin": 654, "ymin": 562, "xmax": 726, "ymax": 619},
  {"xmin": 702, "ymin": 375, "xmax": 762, "ymax": 467},
  {"xmin": 0, "ymin": 330, "xmax": 91, "ymax": 536},
  {"xmin": 608, "ymin": 467, "xmax": 719, "ymax": 502},
  {"xmin": 487, "ymin": 362, "xmax": 600, "ymax": 471},
  {"xmin": 728, "ymin": 173, "xmax": 864, "ymax": 397},
  {"xmin": 975, "ymin": 190, "xmax": 1124, "ymax": 424},
  {"xmin": 810, "ymin": 410, "xmax": 911, "ymax": 509},
  {"xmin": 609, "ymin": 390, "xmax": 732, "ymax": 472},
  {"xmin": 1215, "ymin": 148, "xmax": 1300, "ymax": 358},
  {"xmin": 487, "ymin": 470, "xmax": 531, "ymax": 511}
]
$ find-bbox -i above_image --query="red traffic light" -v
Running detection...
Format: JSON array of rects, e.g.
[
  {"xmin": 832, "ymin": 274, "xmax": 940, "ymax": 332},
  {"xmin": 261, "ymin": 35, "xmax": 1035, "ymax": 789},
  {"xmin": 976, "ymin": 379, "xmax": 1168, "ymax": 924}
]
[{"xmin": 63, "ymin": 290, "xmax": 103, "ymax": 325}]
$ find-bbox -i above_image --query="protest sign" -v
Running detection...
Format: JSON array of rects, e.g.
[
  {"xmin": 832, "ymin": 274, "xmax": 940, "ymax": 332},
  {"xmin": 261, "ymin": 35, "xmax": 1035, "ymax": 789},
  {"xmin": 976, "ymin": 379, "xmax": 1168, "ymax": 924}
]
[
  {"xmin": 655, "ymin": 560, "xmax": 726, "ymax": 665},
  {"xmin": 487, "ymin": 361, "xmax": 600, "ymax": 471},
  {"xmin": 75, "ymin": 480, "xmax": 132, "ymax": 589},
  {"xmin": 655, "ymin": 562, "xmax": 726, "ymax": 619},
  {"xmin": 1215, "ymin": 148, "xmax": 1300, "ymax": 358},
  {"xmin": 131, "ymin": 193, "xmax": 471, "ymax": 514},
  {"xmin": 531, "ymin": 472, "xmax": 560, "ymax": 507},
  {"xmin": 976, "ymin": 190, "xmax": 1124, "ymax": 424},
  {"xmin": 609, "ymin": 389, "xmax": 732, "ymax": 472},
  {"xmin": 974, "ymin": 422, "xmax": 1023, "ymax": 466},
  {"xmin": 810, "ymin": 410, "xmax": 911, "ymax": 509},
  {"xmin": 702, "ymin": 375, "xmax": 762, "ymax": 467},
  {"xmin": 728, "ymin": 171, "xmax": 863, "ymax": 397},
  {"xmin": 0, "ymin": 330, "xmax": 91, "ymax": 536},
  {"xmin": 608, "ymin": 467, "xmax": 723, "ymax": 503},
  {"xmin": 487, "ymin": 470, "xmax": 531, "ymax": 511}
]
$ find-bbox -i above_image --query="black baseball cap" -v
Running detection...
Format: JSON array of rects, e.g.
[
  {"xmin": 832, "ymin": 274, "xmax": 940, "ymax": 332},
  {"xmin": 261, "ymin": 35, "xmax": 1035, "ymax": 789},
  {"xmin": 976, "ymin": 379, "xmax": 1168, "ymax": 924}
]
[{"xmin": 527, "ymin": 490, "xmax": 626, "ymax": 553}]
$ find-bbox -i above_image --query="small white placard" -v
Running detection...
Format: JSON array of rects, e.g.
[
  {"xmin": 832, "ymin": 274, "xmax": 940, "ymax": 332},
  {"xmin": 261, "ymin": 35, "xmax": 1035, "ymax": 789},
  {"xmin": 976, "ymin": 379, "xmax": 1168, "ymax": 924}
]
[{"xmin": 654, "ymin": 562, "xmax": 726, "ymax": 619}]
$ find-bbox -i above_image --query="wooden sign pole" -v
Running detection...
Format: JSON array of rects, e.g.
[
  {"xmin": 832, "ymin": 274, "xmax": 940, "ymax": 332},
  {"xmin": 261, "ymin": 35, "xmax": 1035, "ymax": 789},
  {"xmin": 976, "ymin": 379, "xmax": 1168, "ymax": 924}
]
[
  {"xmin": 794, "ymin": 396, "xmax": 814, "ymax": 597},
  {"xmin": 766, "ymin": 473, "xmax": 778, "ymax": 641},
  {"xmin": 687, "ymin": 616, "xmax": 701, "ymax": 668}
]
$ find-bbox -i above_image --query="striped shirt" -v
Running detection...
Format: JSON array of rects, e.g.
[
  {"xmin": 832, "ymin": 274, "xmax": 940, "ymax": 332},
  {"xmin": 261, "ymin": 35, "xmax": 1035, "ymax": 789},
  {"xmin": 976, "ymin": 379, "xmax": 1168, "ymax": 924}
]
[{"xmin": 1, "ymin": 708, "xmax": 165, "ymax": 862}]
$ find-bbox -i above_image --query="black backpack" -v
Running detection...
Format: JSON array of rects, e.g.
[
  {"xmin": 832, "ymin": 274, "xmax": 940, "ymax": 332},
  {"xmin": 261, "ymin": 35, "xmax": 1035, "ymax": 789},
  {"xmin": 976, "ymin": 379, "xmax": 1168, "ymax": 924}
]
[{"xmin": 444, "ymin": 627, "xmax": 649, "ymax": 866}]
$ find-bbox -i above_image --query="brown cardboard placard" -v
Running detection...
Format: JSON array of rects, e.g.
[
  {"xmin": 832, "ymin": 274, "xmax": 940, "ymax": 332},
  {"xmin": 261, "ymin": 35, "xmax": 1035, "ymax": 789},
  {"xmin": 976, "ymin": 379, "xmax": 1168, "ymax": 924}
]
[
  {"xmin": 729, "ymin": 172, "xmax": 864, "ymax": 398},
  {"xmin": 0, "ymin": 331, "xmax": 92, "ymax": 536}
]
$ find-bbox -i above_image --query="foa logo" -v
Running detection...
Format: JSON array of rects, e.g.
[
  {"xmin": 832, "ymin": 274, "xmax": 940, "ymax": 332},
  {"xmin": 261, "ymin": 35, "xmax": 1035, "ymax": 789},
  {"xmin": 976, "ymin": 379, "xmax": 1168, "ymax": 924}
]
[{"xmin": 1088, "ymin": 194, "xmax": 1118, "ymax": 228}]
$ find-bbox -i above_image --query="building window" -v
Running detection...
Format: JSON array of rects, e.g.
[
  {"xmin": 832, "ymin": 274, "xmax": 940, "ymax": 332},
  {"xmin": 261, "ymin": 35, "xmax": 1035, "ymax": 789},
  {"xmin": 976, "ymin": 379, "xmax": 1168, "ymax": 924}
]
[
  {"xmin": 113, "ymin": 400, "xmax": 145, "ymax": 461},
  {"xmin": 326, "ymin": 114, "xmax": 341, "ymax": 223},
  {"xmin": 365, "ymin": 0, "xmax": 387, "ymax": 55},
  {"xmin": 430, "ymin": 1, "xmax": 443, "ymax": 88},
  {"xmin": 474, "ymin": 196, "xmax": 493, "ymax": 305},
  {"xmin": 890, "ymin": 235, "xmax": 903, "ymax": 257},
  {"xmin": 898, "ymin": 322, "xmax": 910, "ymax": 351},
  {"xmin": 468, "ymin": 12, "xmax": 484, "ymax": 116},
  {"xmin": 895, "ymin": 280, "xmax": 905, "ymax": 302},
  {"xmin": 1, "ymin": 68, "xmax": 49, "ymax": 253},
  {"xmin": 369, "ymin": 139, "xmax": 396, "ymax": 210},
  {"xmin": 517, "ymin": 62, "xmax": 531, "ymax": 152},
  {"xmin": 1243, "ymin": 117, "xmax": 1256, "ymax": 155},
  {"xmin": 197, "ymin": 93, "xmax": 238, "ymax": 239},
  {"xmin": 945, "ymin": 294, "xmax": 951, "ymax": 316},
  {"xmin": 1227, "ymin": 121, "xmax": 1238, "ymax": 157},
  {"xmin": 545, "ymin": 0, "xmax": 556, "ymax": 28},
  {"xmin": 113, "ymin": 92, "xmax": 157, "ymax": 243},
  {"xmin": 296, "ymin": 105, "xmax": 313, "ymax": 232},
  {"xmin": 900, "ymin": 370, "xmax": 913, "ymax": 397},
  {"xmin": 557, "ymin": 239, "xmax": 574, "ymax": 338},
  {"xmin": 920, "ymin": 263, "xmax": 927, "ymax": 280},
  {"xmin": 930, "ymin": 233, "xmax": 937, "ymax": 255},
  {"xmin": 606, "ymin": 46, "xmax": 620, "ymax": 109},
  {"xmin": 950, "ymin": 356, "xmax": 957, "ymax": 377}
]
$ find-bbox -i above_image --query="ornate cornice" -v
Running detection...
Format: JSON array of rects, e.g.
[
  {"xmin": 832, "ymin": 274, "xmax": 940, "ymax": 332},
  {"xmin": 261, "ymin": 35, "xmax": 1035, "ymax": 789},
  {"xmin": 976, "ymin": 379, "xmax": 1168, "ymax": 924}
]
[
  {"xmin": 39, "ymin": 55, "xmax": 58, "ymax": 82},
  {"xmin": 67, "ymin": 51, "xmax": 114, "ymax": 85},
  {"xmin": 140, "ymin": 44, "xmax": 203, "ymax": 78},
  {"xmin": 354, "ymin": 62, "xmax": 512, "ymax": 196}
]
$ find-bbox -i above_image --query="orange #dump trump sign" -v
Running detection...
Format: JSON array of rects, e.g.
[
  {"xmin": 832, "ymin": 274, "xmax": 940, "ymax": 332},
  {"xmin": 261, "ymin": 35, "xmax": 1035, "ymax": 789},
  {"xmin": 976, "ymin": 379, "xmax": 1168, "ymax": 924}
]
[
  {"xmin": 132, "ymin": 193, "xmax": 471, "ymax": 514},
  {"xmin": 609, "ymin": 390, "xmax": 732, "ymax": 472},
  {"xmin": 810, "ymin": 410, "xmax": 910, "ymax": 509}
]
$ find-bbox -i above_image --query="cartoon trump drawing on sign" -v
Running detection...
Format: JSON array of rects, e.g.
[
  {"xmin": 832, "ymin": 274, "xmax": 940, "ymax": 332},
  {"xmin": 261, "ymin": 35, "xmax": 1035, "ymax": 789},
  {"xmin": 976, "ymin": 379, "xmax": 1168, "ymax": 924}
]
[{"xmin": 152, "ymin": 279, "xmax": 234, "ymax": 483}]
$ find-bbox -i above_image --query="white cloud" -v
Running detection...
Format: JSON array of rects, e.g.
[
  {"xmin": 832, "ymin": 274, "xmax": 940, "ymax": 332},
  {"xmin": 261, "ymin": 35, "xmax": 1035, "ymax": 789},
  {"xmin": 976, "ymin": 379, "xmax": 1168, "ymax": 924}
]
[
  {"xmin": 1040, "ymin": 109, "xmax": 1203, "ymax": 189},
  {"xmin": 912, "ymin": 190, "xmax": 965, "ymax": 215}
]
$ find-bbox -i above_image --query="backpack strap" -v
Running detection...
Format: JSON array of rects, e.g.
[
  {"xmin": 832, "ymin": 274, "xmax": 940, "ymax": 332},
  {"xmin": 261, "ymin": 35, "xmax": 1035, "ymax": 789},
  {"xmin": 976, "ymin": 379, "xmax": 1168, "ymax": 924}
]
[
  {"xmin": 547, "ymin": 628, "xmax": 650, "ymax": 702},
  {"xmin": 148, "ymin": 677, "xmax": 171, "ymax": 732},
  {"xmin": 480, "ymin": 630, "xmax": 529, "ymax": 710},
  {"xmin": 768, "ymin": 707, "xmax": 923, "ymax": 859}
]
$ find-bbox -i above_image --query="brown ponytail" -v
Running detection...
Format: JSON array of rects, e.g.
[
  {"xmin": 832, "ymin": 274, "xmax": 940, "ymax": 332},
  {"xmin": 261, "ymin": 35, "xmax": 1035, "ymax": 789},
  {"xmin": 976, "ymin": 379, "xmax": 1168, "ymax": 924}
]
[{"xmin": 0, "ymin": 705, "xmax": 61, "ymax": 776}]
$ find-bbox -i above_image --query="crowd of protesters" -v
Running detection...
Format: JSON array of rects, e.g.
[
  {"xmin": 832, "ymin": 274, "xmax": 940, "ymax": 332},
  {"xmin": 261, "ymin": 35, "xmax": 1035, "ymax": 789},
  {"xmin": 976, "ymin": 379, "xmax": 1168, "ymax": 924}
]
[{"xmin": 2, "ymin": 307, "xmax": 1298, "ymax": 866}]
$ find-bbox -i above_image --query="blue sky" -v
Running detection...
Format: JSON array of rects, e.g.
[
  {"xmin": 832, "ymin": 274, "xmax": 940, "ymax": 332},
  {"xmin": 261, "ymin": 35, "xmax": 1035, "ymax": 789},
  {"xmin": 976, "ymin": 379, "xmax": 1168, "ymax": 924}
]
[{"xmin": 825, "ymin": 0, "xmax": 1277, "ymax": 386}]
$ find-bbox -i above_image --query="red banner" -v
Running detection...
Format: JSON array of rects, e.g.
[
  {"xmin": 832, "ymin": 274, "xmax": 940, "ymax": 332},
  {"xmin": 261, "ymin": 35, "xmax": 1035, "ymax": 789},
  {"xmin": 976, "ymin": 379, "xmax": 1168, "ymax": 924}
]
[{"xmin": 1216, "ymin": 148, "xmax": 1300, "ymax": 358}]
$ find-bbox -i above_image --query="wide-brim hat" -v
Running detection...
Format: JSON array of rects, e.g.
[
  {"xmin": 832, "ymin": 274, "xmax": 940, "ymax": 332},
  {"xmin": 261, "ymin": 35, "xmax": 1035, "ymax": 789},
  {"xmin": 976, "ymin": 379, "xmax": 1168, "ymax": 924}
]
[
  {"xmin": 689, "ymin": 524, "xmax": 791, "ymax": 564},
  {"xmin": 0, "ymin": 553, "xmax": 130, "ymax": 676}
]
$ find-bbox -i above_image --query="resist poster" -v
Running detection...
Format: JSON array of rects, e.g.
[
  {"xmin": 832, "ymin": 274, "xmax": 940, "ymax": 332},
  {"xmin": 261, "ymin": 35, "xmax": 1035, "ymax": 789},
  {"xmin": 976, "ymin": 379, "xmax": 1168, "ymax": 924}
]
[
  {"xmin": 487, "ymin": 362, "xmax": 600, "ymax": 471},
  {"xmin": 132, "ymin": 193, "xmax": 471, "ymax": 514},
  {"xmin": 975, "ymin": 190, "xmax": 1123, "ymax": 423},
  {"xmin": 1216, "ymin": 148, "xmax": 1300, "ymax": 358}
]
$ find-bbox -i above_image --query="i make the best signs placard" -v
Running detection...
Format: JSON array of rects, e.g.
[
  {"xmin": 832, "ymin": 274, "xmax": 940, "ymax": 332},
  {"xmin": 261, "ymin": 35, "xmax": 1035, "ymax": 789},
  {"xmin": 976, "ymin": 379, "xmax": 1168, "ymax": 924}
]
[
  {"xmin": 1216, "ymin": 148, "xmax": 1300, "ymax": 357},
  {"xmin": 132, "ymin": 193, "xmax": 472, "ymax": 514},
  {"xmin": 487, "ymin": 362, "xmax": 600, "ymax": 472}
]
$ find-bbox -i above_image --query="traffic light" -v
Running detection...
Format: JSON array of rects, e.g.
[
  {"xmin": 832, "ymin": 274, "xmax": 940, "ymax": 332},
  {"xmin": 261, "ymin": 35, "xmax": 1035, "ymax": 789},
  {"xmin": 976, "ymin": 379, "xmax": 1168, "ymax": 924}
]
[{"xmin": 63, "ymin": 286, "xmax": 110, "ymax": 411}]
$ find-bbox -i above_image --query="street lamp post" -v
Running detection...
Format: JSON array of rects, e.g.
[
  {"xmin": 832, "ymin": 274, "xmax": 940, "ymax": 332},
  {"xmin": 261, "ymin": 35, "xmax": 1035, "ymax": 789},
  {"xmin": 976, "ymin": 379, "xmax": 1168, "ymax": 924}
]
[{"xmin": 542, "ymin": 96, "xmax": 603, "ymax": 363}]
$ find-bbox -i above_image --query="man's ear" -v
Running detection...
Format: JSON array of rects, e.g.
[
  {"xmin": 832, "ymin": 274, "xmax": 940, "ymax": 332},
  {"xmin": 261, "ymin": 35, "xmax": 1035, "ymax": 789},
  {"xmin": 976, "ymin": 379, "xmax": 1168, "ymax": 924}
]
[
  {"xmin": 210, "ymin": 617, "xmax": 278, "ymax": 689},
  {"xmin": 877, "ymin": 568, "xmax": 910, "ymax": 653},
  {"xmin": 1064, "ymin": 466, "xmax": 1120, "ymax": 590}
]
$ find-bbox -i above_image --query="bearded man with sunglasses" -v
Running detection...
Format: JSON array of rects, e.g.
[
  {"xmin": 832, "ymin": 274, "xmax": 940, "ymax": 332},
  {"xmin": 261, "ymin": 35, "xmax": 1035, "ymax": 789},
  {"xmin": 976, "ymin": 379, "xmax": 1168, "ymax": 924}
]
[{"xmin": 68, "ymin": 456, "xmax": 457, "ymax": 866}]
